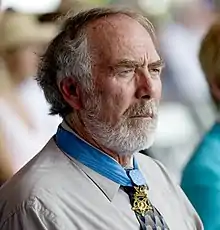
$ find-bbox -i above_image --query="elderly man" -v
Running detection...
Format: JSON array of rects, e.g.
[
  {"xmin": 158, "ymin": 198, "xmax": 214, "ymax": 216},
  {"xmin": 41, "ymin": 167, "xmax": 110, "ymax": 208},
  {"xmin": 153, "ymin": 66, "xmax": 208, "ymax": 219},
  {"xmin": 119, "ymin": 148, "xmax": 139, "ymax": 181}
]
[{"xmin": 0, "ymin": 7, "xmax": 203, "ymax": 230}]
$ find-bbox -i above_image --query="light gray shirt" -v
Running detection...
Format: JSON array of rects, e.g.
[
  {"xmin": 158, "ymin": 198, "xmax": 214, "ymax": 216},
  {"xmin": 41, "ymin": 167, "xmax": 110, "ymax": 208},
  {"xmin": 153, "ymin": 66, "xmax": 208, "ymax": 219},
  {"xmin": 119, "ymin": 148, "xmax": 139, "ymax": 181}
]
[{"xmin": 0, "ymin": 128, "xmax": 203, "ymax": 230}]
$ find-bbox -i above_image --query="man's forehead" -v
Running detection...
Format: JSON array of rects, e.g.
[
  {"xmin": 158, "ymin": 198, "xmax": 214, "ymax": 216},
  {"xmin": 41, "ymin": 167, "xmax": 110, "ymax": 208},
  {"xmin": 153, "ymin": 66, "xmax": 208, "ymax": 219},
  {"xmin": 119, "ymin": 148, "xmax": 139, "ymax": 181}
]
[
  {"xmin": 87, "ymin": 13, "xmax": 142, "ymax": 30},
  {"xmin": 86, "ymin": 14, "xmax": 158, "ymax": 65},
  {"xmin": 86, "ymin": 14, "xmax": 150, "ymax": 45}
]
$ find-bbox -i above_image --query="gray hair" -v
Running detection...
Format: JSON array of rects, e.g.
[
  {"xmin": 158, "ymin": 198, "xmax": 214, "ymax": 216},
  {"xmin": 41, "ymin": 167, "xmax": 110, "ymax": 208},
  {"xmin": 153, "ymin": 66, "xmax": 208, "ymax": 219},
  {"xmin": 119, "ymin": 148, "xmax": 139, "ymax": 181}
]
[{"xmin": 36, "ymin": 7, "xmax": 157, "ymax": 118}]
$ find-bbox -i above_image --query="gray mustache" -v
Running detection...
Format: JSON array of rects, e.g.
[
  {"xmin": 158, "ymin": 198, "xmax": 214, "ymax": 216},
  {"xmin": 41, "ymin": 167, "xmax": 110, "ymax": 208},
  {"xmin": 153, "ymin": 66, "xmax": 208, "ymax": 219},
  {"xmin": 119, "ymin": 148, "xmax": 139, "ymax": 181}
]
[{"xmin": 125, "ymin": 101, "xmax": 158, "ymax": 117}]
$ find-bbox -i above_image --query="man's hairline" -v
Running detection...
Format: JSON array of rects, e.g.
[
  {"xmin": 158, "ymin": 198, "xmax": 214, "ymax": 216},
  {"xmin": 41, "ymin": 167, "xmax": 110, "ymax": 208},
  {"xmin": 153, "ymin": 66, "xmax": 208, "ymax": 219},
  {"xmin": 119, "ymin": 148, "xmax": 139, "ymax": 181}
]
[
  {"xmin": 72, "ymin": 9, "xmax": 156, "ymax": 48},
  {"xmin": 81, "ymin": 12, "xmax": 158, "ymax": 64}
]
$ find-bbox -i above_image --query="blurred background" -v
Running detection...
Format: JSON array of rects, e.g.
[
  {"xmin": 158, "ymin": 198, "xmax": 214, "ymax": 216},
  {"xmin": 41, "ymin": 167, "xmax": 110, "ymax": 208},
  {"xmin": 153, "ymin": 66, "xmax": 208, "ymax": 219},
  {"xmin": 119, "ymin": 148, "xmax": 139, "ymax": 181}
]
[{"xmin": 0, "ymin": 0, "xmax": 218, "ymax": 184}]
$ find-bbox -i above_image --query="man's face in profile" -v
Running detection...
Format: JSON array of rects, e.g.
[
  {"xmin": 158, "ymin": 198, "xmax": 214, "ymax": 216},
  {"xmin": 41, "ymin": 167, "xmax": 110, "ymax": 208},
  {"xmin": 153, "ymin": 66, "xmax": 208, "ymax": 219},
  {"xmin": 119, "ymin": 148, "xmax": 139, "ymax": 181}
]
[{"xmin": 79, "ymin": 14, "xmax": 162, "ymax": 155}]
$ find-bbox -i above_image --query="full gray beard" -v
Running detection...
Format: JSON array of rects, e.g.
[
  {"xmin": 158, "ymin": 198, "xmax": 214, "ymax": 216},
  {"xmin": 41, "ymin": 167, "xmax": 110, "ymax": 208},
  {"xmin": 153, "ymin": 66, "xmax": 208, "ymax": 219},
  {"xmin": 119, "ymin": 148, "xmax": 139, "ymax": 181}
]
[
  {"xmin": 80, "ymin": 94, "xmax": 158, "ymax": 156},
  {"xmin": 83, "ymin": 115, "xmax": 157, "ymax": 156}
]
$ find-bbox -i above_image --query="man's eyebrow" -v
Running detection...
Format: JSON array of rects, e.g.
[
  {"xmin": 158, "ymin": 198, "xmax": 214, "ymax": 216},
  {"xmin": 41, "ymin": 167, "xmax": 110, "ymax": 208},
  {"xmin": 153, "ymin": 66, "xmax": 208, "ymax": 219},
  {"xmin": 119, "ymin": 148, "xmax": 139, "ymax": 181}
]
[
  {"xmin": 109, "ymin": 59, "xmax": 165, "ymax": 71},
  {"xmin": 111, "ymin": 59, "xmax": 142, "ymax": 69},
  {"xmin": 148, "ymin": 59, "xmax": 165, "ymax": 69}
]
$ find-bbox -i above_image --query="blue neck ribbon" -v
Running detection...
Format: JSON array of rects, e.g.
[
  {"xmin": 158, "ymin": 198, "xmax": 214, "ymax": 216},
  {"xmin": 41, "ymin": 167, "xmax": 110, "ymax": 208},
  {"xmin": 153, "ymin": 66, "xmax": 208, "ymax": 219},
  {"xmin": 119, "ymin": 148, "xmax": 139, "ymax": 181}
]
[{"xmin": 55, "ymin": 125, "xmax": 147, "ymax": 187}]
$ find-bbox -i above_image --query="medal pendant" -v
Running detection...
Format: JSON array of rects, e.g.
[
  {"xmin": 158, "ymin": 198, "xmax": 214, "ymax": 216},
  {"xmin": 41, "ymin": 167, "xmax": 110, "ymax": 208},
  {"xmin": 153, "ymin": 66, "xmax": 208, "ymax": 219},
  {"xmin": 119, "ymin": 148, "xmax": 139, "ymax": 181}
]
[{"xmin": 131, "ymin": 185, "xmax": 153, "ymax": 216}]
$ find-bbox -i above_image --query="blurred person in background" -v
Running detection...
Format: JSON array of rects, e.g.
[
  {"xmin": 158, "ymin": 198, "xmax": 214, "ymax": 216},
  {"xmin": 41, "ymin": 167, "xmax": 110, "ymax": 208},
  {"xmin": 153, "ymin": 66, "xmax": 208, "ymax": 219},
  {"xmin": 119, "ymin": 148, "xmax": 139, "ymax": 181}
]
[
  {"xmin": 149, "ymin": 0, "xmax": 217, "ymax": 183},
  {"xmin": 0, "ymin": 5, "xmax": 13, "ymax": 185},
  {"xmin": 159, "ymin": 0, "xmax": 216, "ymax": 138},
  {"xmin": 159, "ymin": 0, "xmax": 215, "ymax": 106},
  {"xmin": 0, "ymin": 93, "xmax": 13, "ymax": 186},
  {"xmin": 0, "ymin": 61, "xmax": 27, "ymax": 185},
  {"xmin": 0, "ymin": 11, "xmax": 61, "ymax": 175},
  {"xmin": 0, "ymin": 7, "xmax": 202, "ymax": 230},
  {"xmin": 181, "ymin": 20, "xmax": 220, "ymax": 230}
]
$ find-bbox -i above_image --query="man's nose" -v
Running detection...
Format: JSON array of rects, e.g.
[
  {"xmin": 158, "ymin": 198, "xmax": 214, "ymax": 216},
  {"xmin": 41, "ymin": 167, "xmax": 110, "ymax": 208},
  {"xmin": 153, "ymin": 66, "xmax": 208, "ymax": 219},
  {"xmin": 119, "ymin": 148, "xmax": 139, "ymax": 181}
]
[{"xmin": 135, "ymin": 67, "xmax": 161, "ymax": 100}]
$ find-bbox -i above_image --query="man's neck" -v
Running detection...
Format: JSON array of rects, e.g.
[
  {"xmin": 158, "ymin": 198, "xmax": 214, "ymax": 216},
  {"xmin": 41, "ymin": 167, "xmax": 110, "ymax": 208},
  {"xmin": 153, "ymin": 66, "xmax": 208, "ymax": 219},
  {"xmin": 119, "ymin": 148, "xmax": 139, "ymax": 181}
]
[{"xmin": 65, "ymin": 113, "xmax": 132, "ymax": 168}]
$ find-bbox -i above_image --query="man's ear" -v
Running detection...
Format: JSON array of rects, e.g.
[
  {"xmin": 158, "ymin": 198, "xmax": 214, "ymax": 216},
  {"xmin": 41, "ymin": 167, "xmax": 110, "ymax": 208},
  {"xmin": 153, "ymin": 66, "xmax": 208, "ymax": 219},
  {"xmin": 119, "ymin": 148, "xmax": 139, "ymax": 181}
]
[
  {"xmin": 59, "ymin": 77, "xmax": 82, "ymax": 110},
  {"xmin": 210, "ymin": 77, "xmax": 220, "ymax": 101}
]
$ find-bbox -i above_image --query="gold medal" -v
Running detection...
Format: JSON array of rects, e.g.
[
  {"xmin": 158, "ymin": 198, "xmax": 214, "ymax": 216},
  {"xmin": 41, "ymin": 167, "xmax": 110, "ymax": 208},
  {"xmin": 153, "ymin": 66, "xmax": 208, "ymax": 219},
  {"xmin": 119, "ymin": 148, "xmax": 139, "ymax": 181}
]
[{"xmin": 131, "ymin": 185, "xmax": 153, "ymax": 216}]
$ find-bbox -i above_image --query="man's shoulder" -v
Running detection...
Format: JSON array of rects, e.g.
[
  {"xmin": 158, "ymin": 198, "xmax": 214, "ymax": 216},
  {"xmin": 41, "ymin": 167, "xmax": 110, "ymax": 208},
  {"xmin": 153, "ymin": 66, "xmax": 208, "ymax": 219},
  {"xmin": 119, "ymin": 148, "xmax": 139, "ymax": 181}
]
[
  {"xmin": 0, "ymin": 139, "xmax": 81, "ymax": 225},
  {"xmin": 136, "ymin": 152, "xmax": 203, "ymax": 229},
  {"xmin": 0, "ymin": 194, "xmax": 65, "ymax": 230}
]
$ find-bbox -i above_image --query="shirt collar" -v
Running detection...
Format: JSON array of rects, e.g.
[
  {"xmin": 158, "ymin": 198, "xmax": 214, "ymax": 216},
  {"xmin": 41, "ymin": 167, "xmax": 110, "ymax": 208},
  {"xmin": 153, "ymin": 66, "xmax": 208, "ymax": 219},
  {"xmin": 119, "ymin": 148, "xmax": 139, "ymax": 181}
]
[
  {"xmin": 61, "ymin": 121, "xmax": 120, "ymax": 201},
  {"xmin": 76, "ymin": 159, "xmax": 120, "ymax": 201}
]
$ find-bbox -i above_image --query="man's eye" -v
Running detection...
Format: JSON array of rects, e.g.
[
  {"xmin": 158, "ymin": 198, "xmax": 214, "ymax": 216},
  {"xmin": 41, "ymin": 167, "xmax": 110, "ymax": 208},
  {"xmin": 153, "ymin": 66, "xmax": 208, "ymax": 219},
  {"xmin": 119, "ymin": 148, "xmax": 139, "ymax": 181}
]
[
  {"xmin": 119, "ymin": 69, "xmax": 135, "ymax": 74},
  {"xmin": 150, "ymin": 68, "xmax": 161, "ymax": 73},
  {"xmin": 117, "ymin": 68, "xmax": 136, "ymax": 78},
  {"xmin": 149, "ymin": 68, "xmax": 161, "ymax": 77},
  {"xmin": 122, "ymin": 70, "xmax": 132, "ymax": 74}
]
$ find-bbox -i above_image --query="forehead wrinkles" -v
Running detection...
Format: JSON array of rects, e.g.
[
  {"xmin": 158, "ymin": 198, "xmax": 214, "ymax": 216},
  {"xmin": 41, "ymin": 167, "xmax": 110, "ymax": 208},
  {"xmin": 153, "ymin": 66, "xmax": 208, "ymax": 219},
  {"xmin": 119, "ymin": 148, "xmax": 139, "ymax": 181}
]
[{"xmin": 86, "ymin": 14, "xmax": 153, "ymax": 65}]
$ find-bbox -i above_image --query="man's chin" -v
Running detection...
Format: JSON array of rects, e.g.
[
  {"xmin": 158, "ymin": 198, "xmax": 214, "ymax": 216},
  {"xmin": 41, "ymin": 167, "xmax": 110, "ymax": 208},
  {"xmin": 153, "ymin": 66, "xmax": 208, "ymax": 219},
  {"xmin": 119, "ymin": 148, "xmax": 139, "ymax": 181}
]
[
  {"xmin": 112, "ymin": 134, "xmax": 156, "ymax": 157},
  {"xmin": 136, "ymin": 131, "xmax": 156, "ymax": 150}
]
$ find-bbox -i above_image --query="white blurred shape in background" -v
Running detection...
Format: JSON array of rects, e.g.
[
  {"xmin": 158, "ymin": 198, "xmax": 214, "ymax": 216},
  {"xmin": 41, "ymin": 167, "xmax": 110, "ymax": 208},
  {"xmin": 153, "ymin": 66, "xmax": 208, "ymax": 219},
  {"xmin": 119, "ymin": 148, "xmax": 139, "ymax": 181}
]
[
  {"xmin": 138, "ymin": 0, "xmax": 170, "ymax": 16},
  {"xmin": 1, "ymin": 0, "xmax": 61, "ymax": 13}
]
